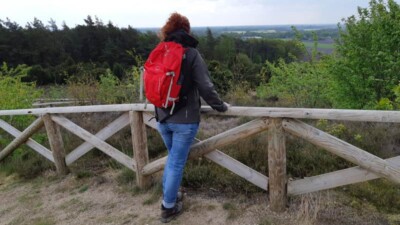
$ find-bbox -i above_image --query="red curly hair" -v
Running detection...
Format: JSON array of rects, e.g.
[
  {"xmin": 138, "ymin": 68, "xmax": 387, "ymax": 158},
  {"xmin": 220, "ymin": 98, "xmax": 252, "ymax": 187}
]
[{"xmin": 159, "ymin": 12, "xmax": 190, "ymax": 41}]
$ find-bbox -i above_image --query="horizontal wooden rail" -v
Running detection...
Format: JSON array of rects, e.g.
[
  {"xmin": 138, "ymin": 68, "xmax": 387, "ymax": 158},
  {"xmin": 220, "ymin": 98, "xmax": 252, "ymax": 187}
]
[
  {"xmin": 288, "ymin": 155, "xmax": 400, "ymax": 195},
  {"xmin": 1, "ymin": 104, "xmax": 400, "ymax": 122},
  {"xmin": 2, "ymin": 104, "xmax": 400, "ymax": 213}
]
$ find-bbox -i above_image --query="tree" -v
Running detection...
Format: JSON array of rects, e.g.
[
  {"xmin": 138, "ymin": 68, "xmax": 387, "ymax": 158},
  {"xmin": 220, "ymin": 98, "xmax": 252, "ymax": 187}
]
[
  {"xmin": 214, "ymin": 35, "xmax": 235, "ymax": 62},
  {"xmin": 258, "ymin": 58, "xmax": 332, "ymax": 108},
  {"xmin": 330, "ymin": 0, "xmax": 400, "ymax": 109}
]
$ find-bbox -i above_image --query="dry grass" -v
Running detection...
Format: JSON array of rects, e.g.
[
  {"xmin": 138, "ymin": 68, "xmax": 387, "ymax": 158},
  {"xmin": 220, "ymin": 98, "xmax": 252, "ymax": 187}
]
[{"xmin": 296, "ymin": 193, "xmax": 322, "ymax": 225}]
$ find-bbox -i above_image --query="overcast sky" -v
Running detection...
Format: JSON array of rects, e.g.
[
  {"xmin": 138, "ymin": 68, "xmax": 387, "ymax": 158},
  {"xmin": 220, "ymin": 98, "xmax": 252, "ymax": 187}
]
[{"xmin": 0, "ymin": 0, "xmax": 386, "ymax": 28}]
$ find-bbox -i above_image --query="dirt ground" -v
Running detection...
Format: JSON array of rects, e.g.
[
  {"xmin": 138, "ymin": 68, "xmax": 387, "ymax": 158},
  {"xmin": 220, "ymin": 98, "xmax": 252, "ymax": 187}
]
[{"xmin": 0, "ymin": 170, "xmax": 394, "ymax": 225}]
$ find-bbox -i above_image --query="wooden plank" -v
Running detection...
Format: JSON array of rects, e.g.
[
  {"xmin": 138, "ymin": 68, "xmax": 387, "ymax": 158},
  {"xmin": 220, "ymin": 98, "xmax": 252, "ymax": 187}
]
[
  {"xmin": 142, "ymin": 118, "xmax": 270, "ymax": 176},
  {"xmin": 130, "ymin": 111, "xmax": 151, "ymax": 188},
  {"xmin": 204, "ymin": 151, "xmax": 268, "ymax": 191},
  {"xmin": 143, "ymin": 112, "xmax": 269, "ymax": 190},
  {"xmin": 0, "ymin": 104, "xmax": 154, "ymax": 116},
  {"xmin": 66, "ymin": 113, "xmax": 130, "ymax": 165},
  {"xmin": 189, "ymin": 118, "xmax": 270, "ymax": 159},
  {"xmin": 0, "ymin": 118, "xmax": 44, "ymax": 161},
  {"xmin": 0, "ymin": 119, "xmax": 54, "ymax": 162},
  {"xmin": 288, "ymin": 155, "xmax": 400, "ymax": 195},
  {"xmin": 3, "ymin": 104, "xmax": 400, "ymax": 123},
  {"xmin": 202, "ymin": 107, "xmax": 400, "ymax": 123},
  {"xmin": 51, "ymin": 115, "xmax": 135, "ymax": 171},
  {"xmin": 268, "ymin": 118, "xmax": 287, "ymax": 212},
  {"xmin": 283, "ymin": 118, "xmax": 400, "ymax": 184},
  {"xmin": 42, "ymin": 114, "xmax": 69, "ymax": 175}
]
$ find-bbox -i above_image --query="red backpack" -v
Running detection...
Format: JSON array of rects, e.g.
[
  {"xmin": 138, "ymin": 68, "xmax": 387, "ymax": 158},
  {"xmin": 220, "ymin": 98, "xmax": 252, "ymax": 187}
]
[{"xmin": 143, "ymin": 41, "xmax": 185, "ymax": 112}]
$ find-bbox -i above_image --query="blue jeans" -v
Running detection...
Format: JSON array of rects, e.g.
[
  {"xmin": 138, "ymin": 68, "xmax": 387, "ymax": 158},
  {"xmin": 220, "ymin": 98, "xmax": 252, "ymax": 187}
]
[{"xmin": 157, "ymin": 122, "xmax": 199, "ymax": 208}]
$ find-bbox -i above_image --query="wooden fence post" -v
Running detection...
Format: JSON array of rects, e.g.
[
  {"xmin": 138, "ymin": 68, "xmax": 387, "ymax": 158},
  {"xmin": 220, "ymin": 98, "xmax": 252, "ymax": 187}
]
[
  {"xmin": 268, "ymin": 118, "xmax": 287, "ymax": 212},
  {"xmin": 42, "ymin": 114, "xmax": 69, "ymax": 175},
  {"xmin": 130, "ymin": 111, "xmax": 151, "ymax": 188}
]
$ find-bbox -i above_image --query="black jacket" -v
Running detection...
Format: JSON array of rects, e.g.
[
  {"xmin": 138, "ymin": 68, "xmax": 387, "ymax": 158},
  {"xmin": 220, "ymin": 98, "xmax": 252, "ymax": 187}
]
[{"xmin": 155, "ymin": 30, "xmax": 227, "ymax": 123}]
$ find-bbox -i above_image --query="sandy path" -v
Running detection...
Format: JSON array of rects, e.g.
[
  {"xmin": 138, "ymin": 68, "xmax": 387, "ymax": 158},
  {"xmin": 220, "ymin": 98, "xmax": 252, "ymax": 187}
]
[{"xmin": 0, "ymin": 171, "xmax": 297, "ymax": 225}]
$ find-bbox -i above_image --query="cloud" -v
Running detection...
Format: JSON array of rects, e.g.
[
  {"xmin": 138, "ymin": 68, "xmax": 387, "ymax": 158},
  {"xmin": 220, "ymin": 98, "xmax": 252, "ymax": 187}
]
[{"xmin": 0, "ymin": 0, "xmax": 376, "ymax": 28}]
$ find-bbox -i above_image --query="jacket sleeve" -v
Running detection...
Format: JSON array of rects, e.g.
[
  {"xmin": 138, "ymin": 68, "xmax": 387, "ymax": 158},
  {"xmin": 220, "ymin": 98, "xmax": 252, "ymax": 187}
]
[{"xmin": 191, "ymin": 50, "xmax": 227, "ymax": 112}]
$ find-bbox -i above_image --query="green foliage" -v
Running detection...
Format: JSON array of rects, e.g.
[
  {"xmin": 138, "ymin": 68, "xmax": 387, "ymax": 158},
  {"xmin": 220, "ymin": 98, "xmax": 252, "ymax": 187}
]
[
  {"xmin": 346, "ymin": 179, "xmax": 400, "ymax": 213},
  {"xmin": 0, "ymin": 148, "xmax": 52, "ymax": 179},
  {"xmin": 257, "ymin": 58, "xmax": 332, "ymax": 107},
  {"xmin": 374, "ymin": 97, "xmax": 394, "ymax": 110},
  {"xmin": 256, "ymin": 28, "xmax": 333, "ymax": 108},
  {"xmin": 116, "ymin": 168, "xmax": 136, "ymax": 185},
  {"xmin": 66, "ymin": 74, "xmax": 99, "ymax": 104},
  {"xmin": 98, "ymin": 69, "xmax": 121, "ymax": 104},
  {"xmin": 330, "ymin": 0, "xmax": 400, "ymax": 109},
  {"xmin": 208, "ymin": 60, "xmax": 233, "ymax": 95},
  {"xmin": 0, "ymin": 63, "xmax": 50, "ymax": 178},
  {"xmin": 214, "ymin": 35, "xmax": 236, "ymax": 63},
  {"xmin": 0, "ymin": 63, "xmax": 42, "ymax": 110}
]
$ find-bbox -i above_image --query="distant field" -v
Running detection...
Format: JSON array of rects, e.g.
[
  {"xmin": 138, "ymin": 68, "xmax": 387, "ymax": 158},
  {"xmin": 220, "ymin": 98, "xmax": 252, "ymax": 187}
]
[{"xmin": 303, "ymin": 41, "xmax": 334, "ymax": 49}]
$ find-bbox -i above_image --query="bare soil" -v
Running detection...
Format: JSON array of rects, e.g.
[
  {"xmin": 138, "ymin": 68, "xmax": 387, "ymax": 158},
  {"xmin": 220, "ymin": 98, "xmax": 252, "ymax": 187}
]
[{"xmin": 0, "ymin": 170, "xmax": 394, "ymax": 225}]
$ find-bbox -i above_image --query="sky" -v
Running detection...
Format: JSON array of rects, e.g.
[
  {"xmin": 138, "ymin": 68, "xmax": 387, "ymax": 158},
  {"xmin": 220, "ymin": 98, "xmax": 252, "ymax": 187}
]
[{"xmin": 0, "ymin": 0, "xmax": 380, "ymax": 28}]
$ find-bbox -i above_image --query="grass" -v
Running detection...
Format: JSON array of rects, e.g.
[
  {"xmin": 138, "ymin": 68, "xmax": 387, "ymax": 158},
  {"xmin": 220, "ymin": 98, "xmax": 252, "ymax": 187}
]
[
  {"xmin": 78, "ymin": 184, "xmax": 89, "ymax": 193},
  {"xmin": 345, "ymin": 179, "xmax": 400, "ymax": 213},
  {"xmin": 142, "ymin": 182, "xmax": 163, "ymax": 205},
  {"xmin": 31, "ymin": 217, "xmax": 57, "ymax": 225},
  {"xmin": 59, "ymin": 198, "xmax": 93, "ymax": 213},
  {"xmin": 222, "ymin": 202, "xmax": 239, "ymax": 220}
]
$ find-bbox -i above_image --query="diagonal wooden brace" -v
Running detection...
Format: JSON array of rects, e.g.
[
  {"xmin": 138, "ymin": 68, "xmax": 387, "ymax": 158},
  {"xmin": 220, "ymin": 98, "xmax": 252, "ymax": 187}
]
[
  {"xmin": 0, "ymin": 118, "xmax": 44, "ymax": 161},
  {"xmin": 283, "ymin": 118, "xmax": 400, "ymax": 184},
  {"xmin": 142, "ymin": 113, "xmax": 269, "ymax": 190},
  {"xmin": 65, "ymin": 113, "xmax": 130, "ymax": 165},
  {"xmin": 141, "ymin": 117, "xmax": 270, "ymax": 177},
  {"xmin": 0, "ymin": 118, "xmax": 53, "ymax": 162},
  {"xmin": 51, "ymin": 115, "xmax": 135, "ymax": 171}
]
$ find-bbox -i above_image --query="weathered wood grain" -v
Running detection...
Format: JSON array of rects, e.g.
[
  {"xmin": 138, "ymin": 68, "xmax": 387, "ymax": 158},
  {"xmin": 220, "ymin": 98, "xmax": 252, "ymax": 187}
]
[
  {"xmin": 142, "ymin": 112, "xmax": 269, "ymax": 190},
  {"xmin": 142, "ymin": 118, "xmax": 270, "ymax": 176},
  {"xmin": 42, "ymin": 114, "xmax": 69, "ymax": 175},
  {"xmin": 288, "ymin": 155, "xmax": 400, "ymax": 195},
  {"xmin": 283, "ymin": 118, "xmax": 400, "ymax": 184},
  {"xmin": 0, "ymin": 118, "xmax": 44, "ymax": 161},
  {"xmin": 51, "ymin": 115, "xmax": 135, "ymax": 171},
  {"xmin": 130, "ymin": 111, "xmax": 151, "ymax": 188},
  {"xmin": 1, "ymin": 105, "xmax": 400, "ymax": 123},
  {"xmin": 268, "ymin": 118, "xmax": 287, "ymax": 212},
  {"xmin": 0, "ymin": 119, "xmax": 53, "ymax": 162},
  {"xmin": 66, "ymin": 113, "xmax": 129, "ymax": 165}
]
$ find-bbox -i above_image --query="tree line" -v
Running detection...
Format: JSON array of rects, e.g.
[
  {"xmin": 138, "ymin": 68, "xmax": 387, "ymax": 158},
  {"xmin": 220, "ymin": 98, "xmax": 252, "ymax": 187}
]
[
  {"xmin": 2, "ymin": 0, "xmax": 400, "ymax": 110},
  {"xmin": 0, "ymin": 16, "xmax": 303, "ymax": 86}
]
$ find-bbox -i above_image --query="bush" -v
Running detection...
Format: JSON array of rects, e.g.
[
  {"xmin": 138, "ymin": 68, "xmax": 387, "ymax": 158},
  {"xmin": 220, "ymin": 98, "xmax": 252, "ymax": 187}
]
[
  {"xmin": 0, "ymin": 63, "xmax": 42, "ymax": 110},
  {"xmin": 0, "ymin": 63, "xmax": 48, "ymax": 178}
]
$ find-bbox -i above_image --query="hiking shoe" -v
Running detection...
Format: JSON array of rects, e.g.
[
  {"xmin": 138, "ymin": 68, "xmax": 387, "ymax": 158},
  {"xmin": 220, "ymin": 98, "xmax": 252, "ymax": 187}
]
[{"xmin": 161, "ymin": 201, "xmax": 183, "ymax": 223}]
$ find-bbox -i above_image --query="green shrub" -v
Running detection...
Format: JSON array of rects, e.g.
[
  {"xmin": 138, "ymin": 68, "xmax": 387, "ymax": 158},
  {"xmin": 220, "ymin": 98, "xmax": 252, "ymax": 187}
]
[
  {"xmin": 0, "ymin": 63, "xmax": 42, "ymax": 110},
  {"xmin": 0, "ymin": 63, "xmax": 49, "ymax": 178},
  {"xmin": 98, "ymin": 69, "xmax": 121, "ymax": 104},
  {"xmin": 66, "ymin": 75, "xmax": 99, "ymax": 104},
  {"xmin": 345, "ymin": 179, "xmax": 400, "ymax": 213}
]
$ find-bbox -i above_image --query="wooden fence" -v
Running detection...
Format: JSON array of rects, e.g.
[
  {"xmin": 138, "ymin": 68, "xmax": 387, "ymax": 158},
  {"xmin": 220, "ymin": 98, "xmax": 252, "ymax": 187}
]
[{"xmin": 1, "ymin": 104, "xmax": 400, "ymax": 212}]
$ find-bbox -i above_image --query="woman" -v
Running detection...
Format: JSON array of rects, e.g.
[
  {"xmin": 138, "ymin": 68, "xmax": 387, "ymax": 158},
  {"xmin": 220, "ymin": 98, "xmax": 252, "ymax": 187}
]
[{"xmin": 155, "ymin": 12, "xmax": 228, "ymax": 223}]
